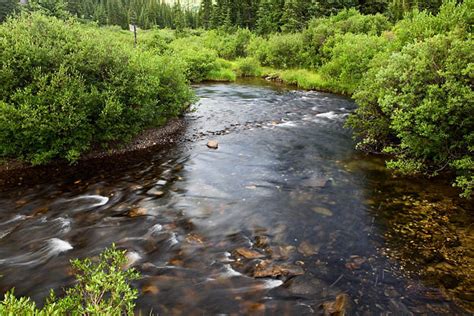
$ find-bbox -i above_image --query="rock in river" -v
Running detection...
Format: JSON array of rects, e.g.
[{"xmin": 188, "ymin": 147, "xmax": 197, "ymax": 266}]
[
  {"xmin": 207, "ymin": 140, "xmax": 219, "ymax": 149},
  {"xmin": 254, "ymin": 260, "xmax": 304, "ymax": 278},
  {"xmin": 322, "ymin": 294, "xmax": 350, "ymax": 316},
  {"xmin": 312, "ymin": 207, "xmax": 333, "ymax": 217},
  {"xmin": 298, "ymin": 241, "xmax": 320, "ymax": 257},
  {"xmin": 235, "ymin": 247, "xmax": 266, "ymax": 259}
]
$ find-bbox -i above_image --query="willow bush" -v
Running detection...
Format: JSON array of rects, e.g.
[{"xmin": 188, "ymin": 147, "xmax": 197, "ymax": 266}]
[
  {"xmin": 0, "ymin": 13, "xmax": 193, "ymax": 165},
  {"xmin": 348, "ymin": 32, "xmax": 473, "ymax": 198}
]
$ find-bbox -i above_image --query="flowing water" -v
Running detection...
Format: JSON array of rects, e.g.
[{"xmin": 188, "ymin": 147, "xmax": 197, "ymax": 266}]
[{"xmin": 0, "ymin": 79, "xmax": 472, "ymax": 315}]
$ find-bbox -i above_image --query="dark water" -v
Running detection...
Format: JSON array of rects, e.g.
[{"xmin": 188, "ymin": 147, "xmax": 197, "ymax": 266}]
[{"xmin": 0, "ymin": 79, "xmax": 472, "ymax": 315}]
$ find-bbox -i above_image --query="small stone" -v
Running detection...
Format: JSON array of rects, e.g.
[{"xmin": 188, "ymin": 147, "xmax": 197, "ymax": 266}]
[
  {"xmin": 207, "ymin": 140, "xmax": 219, "ymax": 149},
  {"xmin": 254, "ymin": 260, "xmax": 304, "ymax": 278},
  {"xmin": 142, "ymin": 284, "xmax": 159, "ymax": 295},
  {"xmin": 128, "ymin": 207, "xmax": 147, "ymax": 217},
  {"xmin": 345, "ymin": 256, "xmax": 367, "ymax": 270},
  {"xmin": 322, "ymin": 294, "xmax": 350, "ymax": 316},
  {"xmin": 186, "ymin": 233, "xmax": 205, "ymax": 244},
  {"xmin": 298, "ymin": 241, "xmax": 320, "ymax": 257},
  {"xmin": 147, "ymin": 188, "xmax": 165, "ymax": 197},
  {"xmin": 235, "ymin": 247, "xmax": 266, "ymax": 259},
  {"xmin": 255, "ymin": 235, "xmax": 270, "ymax": 248},
  {"xmin": 312, "ymin": 207, "xmax": 333, "ymax": 217}
]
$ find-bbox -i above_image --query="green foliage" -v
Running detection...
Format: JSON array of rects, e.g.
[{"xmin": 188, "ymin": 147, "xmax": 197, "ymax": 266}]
[
  {"xmin": 0, "ymin": 13, "xmax": 192, "ymax": 165},
  {"xmin": 0, "ymin": 0, "xmax": 17, "ymax": 23},
  {"xmin": 0, "ymin": 245, "xmax": 140, "ymax": 315},
  {"xmin": 169, "ymin": 37, "xmax": 219, "ymax": 82},
  {"xmin": 233, "ymin": 57, "xmax": 262, "ymax": 77},
  {"xmin": 248, "ymin": 32, "xmax": 307, "ymax": 68},
  {"xmin": 349, "ymin": 31, "xmax": 473, "ymax": 198},
  {"xmin": 303, "ymin": 9, "xmax": 392, "ymax": 67},
  {"xmin": 278, "ymin": 69, "xmax": 329, "ymax": 90},
  {"xmin": 320, "ymin": 33, "xmax": 388, "ymax": 93},
  {"xmin": 202, "ymin": 28, "xmax": 254, "ymax": 60},
  {"xmin": 391, "ymin": 0, "xmax": 473, "ymax": 49},
  {"xmin": 25, "ymin": 0, "xmax": 71, "ymax": 19}
]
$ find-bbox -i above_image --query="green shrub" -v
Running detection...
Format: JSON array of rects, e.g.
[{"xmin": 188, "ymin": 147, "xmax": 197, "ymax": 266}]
[
  {"xmin": 303, "ymin": 9, "xmax": 392, "ymax": 67},
  {"xmin": 140, "ymin": 29, "xmax": 172, "ymax": 54},
  {"xmin": 391, "ymin": 0, "xmax": 472, "ymax": 48},
  {"xmin": 234, "ymin": 57, "xmax": 262, "ymax": 77},
  {"xmin": 0, "ymin": 245, "xmax": 140, "ymax": 315},
  {"xmin": 169, "ymin": 37, "xmax": 219, "ymax": 82},
  {"xmin": 320, "ymin": 33, "xmax": 388, "ymax": 93},
  {"xmin": 0, "ymin": 13, "xmax": 193, "ymax": 165},
  {"xmin": 201, "ymin": 28, "xmax": 254, "ymax": 60},
  {"xmin": 248, "ymin": 33, "xmax": 307, "ymax": 69},
  {"xmin": 348, "ymin": 32, "xmax": 473, "ymax": 198}
]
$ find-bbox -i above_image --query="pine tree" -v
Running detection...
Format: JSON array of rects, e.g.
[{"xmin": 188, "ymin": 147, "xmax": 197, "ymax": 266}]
[
  {"xmin": 281, "ymin": 0, "xmax": 300, "ymax": 32},
  {"xmin": 256, "ymin": 0, "xmax": 279, "ymax": 34},
  {"xmin": 199, "ymin": 0, "xmax": 213, "ymax": 29},
  {"xmin": 0, "ymin": 0, "xmax": 17, "ymax": 22}
]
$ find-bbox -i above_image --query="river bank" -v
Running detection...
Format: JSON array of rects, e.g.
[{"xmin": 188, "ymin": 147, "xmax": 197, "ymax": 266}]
[{"xmin": 0, "ymin": 118, "xmax": 186, "ymax": 188}]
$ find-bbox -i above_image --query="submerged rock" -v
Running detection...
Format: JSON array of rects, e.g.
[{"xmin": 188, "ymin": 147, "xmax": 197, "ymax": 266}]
[
  {"xmin": 128, "ymin": 207, "xmax": 147, "ymax": 217},
  {"xmin": 345, "ymin": 256, "xmax": 367, "ymax": 271},
  {"xmin": 322, "ymin": 294, "xmax": 350, "ymax": 316},
  {"xmin": 297, "ymin": 241, "xmax": 320, "ymax": 257},
  {"xmin": 146, "ymin": 188, "xmax": 165, "ymax": 197},
  {"xmin": 312, "ymin": 207, "xmax": 333, "ymax": 217},
  {"xmin": 253, "ymin": 260, "xmax": 304, "ymax": 278},
  {"xmin": 303, "ymin": 175, "xmax": 329, "ymax": 188},
  {"xmin": 235, "ymin": 247, "xmax": 266, "ymax": 259}
]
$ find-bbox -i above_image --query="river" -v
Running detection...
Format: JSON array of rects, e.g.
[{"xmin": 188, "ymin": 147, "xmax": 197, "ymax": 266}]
[{"xmin": 0, "ymin": 79, "xmax": 472, "ymax": 314}]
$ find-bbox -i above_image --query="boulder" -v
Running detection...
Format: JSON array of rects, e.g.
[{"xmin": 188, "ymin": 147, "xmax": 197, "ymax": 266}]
[{"xmin": 207, "ymin": 140, "xmax": 219, "ymax": 149}]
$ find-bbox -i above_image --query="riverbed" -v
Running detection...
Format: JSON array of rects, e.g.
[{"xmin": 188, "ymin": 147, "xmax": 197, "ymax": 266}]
[{"xmin": 0, "ymin": 79, "xmax": 472, "ymax": 314}]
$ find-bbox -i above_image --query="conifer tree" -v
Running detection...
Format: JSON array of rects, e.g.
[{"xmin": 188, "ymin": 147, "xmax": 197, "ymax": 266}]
[
  {"xmin": 199, "ymin": 0, "xmax": 213, "ymax": 28},
  {"xmin": 0, "ymin": 0, "xmax": 17, "ymax": 22}
]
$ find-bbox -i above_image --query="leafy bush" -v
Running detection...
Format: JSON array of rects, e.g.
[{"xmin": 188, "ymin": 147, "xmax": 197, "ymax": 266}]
[
  {"xmin": 391, "ymin": 0, "xmax": 472, "ymax": 50},
  {"xmin": 169, "ymin": 37, "xmax": 220, "ymax": 82},
  {"xmin": 233, "ymin": 57, "xmax": 262, "ymax": 77},
  {"xmin": 320, "ymin": 33, "xmax": 388, "ymax": 93},
  {"xmin": 248, "ymin": 33, "xmax": 307, "ymax": 69},
  {"xmin": 0, "ymin": 245, "xmax": 140, "ymax": 315},
  {"xmin": 348, "ymin": 32, "xmax": 473, "ymax": 198},
  {"xmin": 202, "ymin": 28, "xmax": 254, "ymax": 59},
  {"xmin": 140, "ymin": 29, "xmax": 173, "ymax": 54},
  {"xmin": 0, "ymin": 13, "xmax": 192, "ymax": 165},
  {"xmin": 303, "ymin": 9, "xmax": 392, "ymax": 67}
]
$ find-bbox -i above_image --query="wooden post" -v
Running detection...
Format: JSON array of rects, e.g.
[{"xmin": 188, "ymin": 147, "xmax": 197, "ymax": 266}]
[
  {"xmin": 129, "ymin": 24, "xmax": 137, "ymax": 48},
  {"xmin": 133, "ymin": 24, "xmax": 137, "ymax": 48}
]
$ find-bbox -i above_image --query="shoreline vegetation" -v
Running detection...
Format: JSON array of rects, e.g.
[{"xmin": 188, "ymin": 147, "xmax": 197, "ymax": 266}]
[{"xmin": 1, "ymin": 1, "xmax": 472, "ymax": 198}]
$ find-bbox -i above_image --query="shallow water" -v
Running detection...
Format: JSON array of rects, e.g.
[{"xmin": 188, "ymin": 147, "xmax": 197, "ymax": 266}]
[{"xmin": 0, "ymin": 79, "xmax": 472, "ymax": 315}]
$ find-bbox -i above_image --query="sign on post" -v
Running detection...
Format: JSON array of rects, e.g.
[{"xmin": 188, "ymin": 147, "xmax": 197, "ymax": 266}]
[{"xmin": 129, "ymin": 24, "xmax": 137, "ymax": 48}]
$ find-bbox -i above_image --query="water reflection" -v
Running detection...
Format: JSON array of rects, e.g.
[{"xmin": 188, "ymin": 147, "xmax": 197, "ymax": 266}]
[{"xmin": 0, "ymin": 79, "xmax": 471, "ymax": 314}]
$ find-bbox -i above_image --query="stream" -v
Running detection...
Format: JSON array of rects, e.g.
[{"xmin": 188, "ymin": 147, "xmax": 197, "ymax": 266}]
[{"xmin": 0, "ymin": 79, "xmax": 472, "ymax": 315}]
